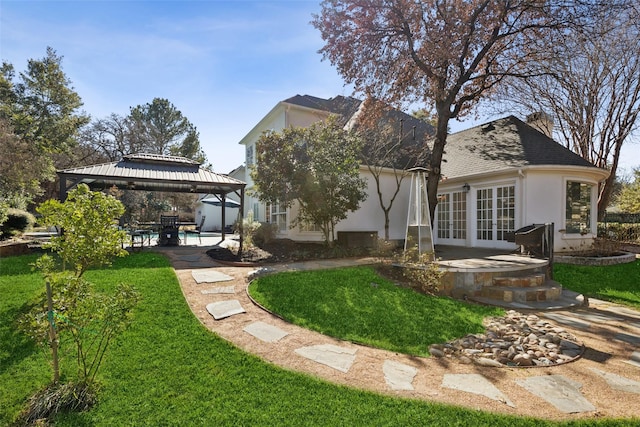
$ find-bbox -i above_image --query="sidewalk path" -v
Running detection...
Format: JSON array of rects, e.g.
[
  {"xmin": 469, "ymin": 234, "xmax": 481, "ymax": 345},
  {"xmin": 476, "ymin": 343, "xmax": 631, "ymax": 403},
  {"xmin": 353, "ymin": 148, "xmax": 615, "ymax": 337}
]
[{"xmin": 160, "ymin": 247, "xmax": 640, "ymax": 422}]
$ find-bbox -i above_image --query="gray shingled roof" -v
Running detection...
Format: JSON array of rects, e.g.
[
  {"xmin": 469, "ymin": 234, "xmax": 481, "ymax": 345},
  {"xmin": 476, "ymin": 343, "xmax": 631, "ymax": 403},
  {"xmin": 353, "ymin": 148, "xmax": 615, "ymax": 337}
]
[
  {"xmin": 441, "ymin": 116, "xmax": 600, "ymax": 179},
  {"xmin": 283, "ymin": 95, "xmax": 363, "ymax": 125},
  {"xmin": 58, "ymin": 153, "xmax": 245, "ymax": 195}
]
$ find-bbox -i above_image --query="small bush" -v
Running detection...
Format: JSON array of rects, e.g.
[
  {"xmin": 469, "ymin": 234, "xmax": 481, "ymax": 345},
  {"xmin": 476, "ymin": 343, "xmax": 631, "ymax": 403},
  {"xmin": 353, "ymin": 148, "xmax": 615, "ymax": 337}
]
[
  {"xmin": 401, "ymin": 253, "xmax": 444, "ymax": 295},
  {"xmin": 16, "ymin": 381, "xmax": 96, "ymax": 426},
  {"xmin": 253, "ymin": 222, "xmax": 278, "ymax": 246},
  {"xmin": 0, "ymin": 208, "xmax": 36, "ymax": 239},
  {"xmin": 598, "ymin": 222, "xmax": 640, "ymax": 242},
  {"xmin": 0, "ymin": 201, "xmax": 8, "ymax": 228},
  {"xmin": 373, "ymin": 239, "xmax": 401, "ymax": 259}
]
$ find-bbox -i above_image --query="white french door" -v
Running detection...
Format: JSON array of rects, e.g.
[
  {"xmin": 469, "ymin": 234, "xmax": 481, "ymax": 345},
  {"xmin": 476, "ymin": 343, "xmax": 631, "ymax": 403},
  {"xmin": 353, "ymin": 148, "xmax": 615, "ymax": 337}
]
[
  {"xmin": 436, "ymin": 191, "xmax": 467, "ymax": 244},
  {"xmin": 475, "ymin": 184, "xmax": 516, "ymax": 248}
]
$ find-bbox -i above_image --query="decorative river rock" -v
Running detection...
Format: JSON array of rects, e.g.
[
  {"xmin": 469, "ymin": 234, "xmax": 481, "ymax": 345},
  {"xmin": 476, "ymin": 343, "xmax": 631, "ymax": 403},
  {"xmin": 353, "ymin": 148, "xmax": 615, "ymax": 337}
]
[{"xmin": 428, "ymin": 310, "xmax": 583, "ymax": 367}]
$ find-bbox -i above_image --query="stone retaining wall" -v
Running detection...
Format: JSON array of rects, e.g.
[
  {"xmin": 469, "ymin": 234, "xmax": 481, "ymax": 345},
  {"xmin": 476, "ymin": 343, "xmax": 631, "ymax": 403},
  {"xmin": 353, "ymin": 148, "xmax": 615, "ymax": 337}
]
[{"xmin": 554, "ymin": 251, "xmax": 637, "ymax": 266}]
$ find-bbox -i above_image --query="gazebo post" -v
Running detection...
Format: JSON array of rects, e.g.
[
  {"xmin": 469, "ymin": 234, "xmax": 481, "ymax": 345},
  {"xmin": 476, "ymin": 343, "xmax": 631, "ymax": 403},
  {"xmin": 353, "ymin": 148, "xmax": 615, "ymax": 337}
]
[
  {"xmin": 238, "ymin": 187, "xmax": 245, "ymax": 255},
  {"xmin": 221, "ymin": 193, "xmax": 226, "ymax": 241},
  {"xmin": 59, "ymin": 175, "xmax": 67, "ymax": 201}
]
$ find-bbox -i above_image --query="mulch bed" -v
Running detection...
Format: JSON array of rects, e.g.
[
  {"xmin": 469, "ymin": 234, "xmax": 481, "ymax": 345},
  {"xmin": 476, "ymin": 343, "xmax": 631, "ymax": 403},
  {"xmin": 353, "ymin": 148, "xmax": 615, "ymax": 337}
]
[{"xmin": 206, "ymin": 239, "xmax": 363, "ymax": 264}]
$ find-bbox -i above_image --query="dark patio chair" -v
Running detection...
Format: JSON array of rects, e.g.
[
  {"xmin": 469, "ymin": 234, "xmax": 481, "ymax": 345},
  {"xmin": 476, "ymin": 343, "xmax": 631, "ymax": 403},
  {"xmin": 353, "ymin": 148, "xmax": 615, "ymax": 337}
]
[
  {"xmin": 159, "ymin": 215, "xmax": 180, "ymax": 246},
  {"xmin": 185, "ymin": 216, "xmax": 205, "ymax": 244}
]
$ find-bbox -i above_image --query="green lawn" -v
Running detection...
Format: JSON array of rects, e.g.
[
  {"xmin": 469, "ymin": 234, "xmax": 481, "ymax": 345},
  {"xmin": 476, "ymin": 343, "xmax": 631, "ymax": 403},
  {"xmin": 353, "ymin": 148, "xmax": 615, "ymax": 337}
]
[
  {"xmin": 248, "ymin": 266, "xmax": 504, "ymax": 356},
  {"xmin": 1, "ymin": 252, "xmax": 637, "ymax": 426},
  {"xmin": 554, "ymin": 259, "xmax": 640, "ymax": 309}
]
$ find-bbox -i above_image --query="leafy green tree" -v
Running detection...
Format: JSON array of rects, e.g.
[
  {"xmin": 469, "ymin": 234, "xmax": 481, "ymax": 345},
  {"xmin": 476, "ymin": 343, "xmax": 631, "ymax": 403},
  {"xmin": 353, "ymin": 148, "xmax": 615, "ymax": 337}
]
[
  {"xmin": 617, "ymin": 168, "xmax": 640, "ymax": 213},
  {"xmin": 37, "ymin": 184, "xmax": 128, "ymax": 276},
  {"xmin": 17, "ymin": 185, "xmax": 139, "ymax": 422},
  {"xmin": 79, "ymin": 99, "xmax": 205, "ymax": 219},
  {"xmin": 252, "ymin": 115, "xmax": 367, "ymax": 244},
  {"xmin": 0, "ymin": 117, "xmax": 48, "ymax": 210},
  {"xmin": 127, "ymin": 97, "xmax": 206, "ymax": 162},
  {"xmin": 0, "ymin": 47, "xmax": 89, "ymax": 208}
]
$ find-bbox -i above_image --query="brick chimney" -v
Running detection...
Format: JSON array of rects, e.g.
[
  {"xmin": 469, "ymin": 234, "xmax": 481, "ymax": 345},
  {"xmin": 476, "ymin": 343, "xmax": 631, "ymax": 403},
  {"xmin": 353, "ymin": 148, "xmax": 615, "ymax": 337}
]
[{"xmin": 526, "ymin": 112, "xmax": 554, "ymax": 138}]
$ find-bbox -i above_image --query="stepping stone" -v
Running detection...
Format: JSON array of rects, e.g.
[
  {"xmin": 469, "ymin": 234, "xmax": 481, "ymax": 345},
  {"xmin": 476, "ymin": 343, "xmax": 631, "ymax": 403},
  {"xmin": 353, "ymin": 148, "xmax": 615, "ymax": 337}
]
[
  {"xmin": 383, "ymin": 360, "xmax": 418, "ymax": 391},
  {"xmin": 294, "ymin": 344, "xmax": 357, "ymax": 373},
  {"xmin": 614, "ymin": 332, "xmax": 640, "ymax": 346},
  {"xmin": 192, "ymin": 269, "xmax": 233, "ymax": 284},
  {"xmin": 201, "ymin": 285, "xmax": 235, "ymax": 294},
  {"xmin": 442, "ymin": 374, "xmax": 515, "ymax": 407},
  {"xmin": 243, "ymin": 321, "xmax": 289, "ymax": 343},
  {"xmin": 589, "ymin": 368, "xmax": 640, "ymax": 394},
  {"xmin": 541, "ymin": 312, "xmax": 591, "ymax": 330},
  {"xmin": 624, "ymin": 351, "xmax": 640, "ymax": 369},
  {"xmin": 206, "ymin": 300, "xmax": 245, "ymax": 320},
  {"xmin": 516, "ymin": 375, "xmax": 595, "ymax": 413}
]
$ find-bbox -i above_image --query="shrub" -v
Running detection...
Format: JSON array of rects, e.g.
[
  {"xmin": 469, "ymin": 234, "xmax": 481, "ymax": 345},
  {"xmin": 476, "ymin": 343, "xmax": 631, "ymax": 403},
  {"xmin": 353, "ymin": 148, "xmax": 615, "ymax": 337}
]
[
  {"xmin": 401, "ymin": 253, "xmax": 444, "ymax": 295},
  {"xmin": 0, "ymin": 208, "xmax": 36, "ymax": 239},
  {"xmin": 0, "ymin": 201, "xmax": 8, "ymax": 229},
  {"xmin": 598, "ymin": 222, "xmax": 640, "ymax": 242},
  {"xmin": 235, "ymin": 211, "xmax": 262, "ymax": 248},
  {"xmin": 253, "ymin": 222, "xmax": 278, "ymax": 246},
  {"xmin": 16, "ymin": 381, "xmax": 97, "ymax": 426}
]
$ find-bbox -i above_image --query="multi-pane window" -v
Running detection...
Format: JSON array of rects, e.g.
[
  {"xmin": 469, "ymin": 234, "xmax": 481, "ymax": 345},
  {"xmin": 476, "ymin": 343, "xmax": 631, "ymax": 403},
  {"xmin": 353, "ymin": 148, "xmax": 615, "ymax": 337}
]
[
  {"xmin": 438, "ymin": 191, "xmax": 467, "ymax": 240},
  {"xmin": 477, "ymin": 188, "xmax": 493, "ymax": 240},
  {"xmin": 566, "ymin": 181, "xmax": 592, "ymax": 234},
  {"xmin": 452, "ymin": 191, "xmax": 467, "ymax": 239},
  {"xmin": 300, "ymin": 221, "xmax": 322, "ymax": 232},
  {"xmin": 496, "ymin": 185, "xmax": 515, "ymax": 241},
  {"xmin": 246, "ymin": 144, "xmax": 254, "ymax": 166},
  {"xmin": 266, "ymin": 203, "xmax": 287, "ymax": 232},
  {"xmin": 437, "ymin": 193, "xmax": 450, "ymax": 239}
]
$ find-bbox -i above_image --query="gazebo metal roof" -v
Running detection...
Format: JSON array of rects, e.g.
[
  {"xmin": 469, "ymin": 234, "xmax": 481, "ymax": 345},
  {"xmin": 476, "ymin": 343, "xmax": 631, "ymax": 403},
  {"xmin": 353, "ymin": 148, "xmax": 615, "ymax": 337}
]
[
  {"xmin": 57, "ymin": 153, "xmax": 246, "ymax": 249},
  {"xmin": 57, "ymin": 153, "xmax": 246, "ymax": 198}
]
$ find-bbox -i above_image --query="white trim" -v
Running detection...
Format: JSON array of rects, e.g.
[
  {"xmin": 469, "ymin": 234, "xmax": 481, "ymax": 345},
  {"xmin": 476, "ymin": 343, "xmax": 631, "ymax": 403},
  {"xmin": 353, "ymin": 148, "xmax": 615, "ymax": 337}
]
[{"xmin": 468, "ymin": 180, "xmax": 518, "ymax": 250}]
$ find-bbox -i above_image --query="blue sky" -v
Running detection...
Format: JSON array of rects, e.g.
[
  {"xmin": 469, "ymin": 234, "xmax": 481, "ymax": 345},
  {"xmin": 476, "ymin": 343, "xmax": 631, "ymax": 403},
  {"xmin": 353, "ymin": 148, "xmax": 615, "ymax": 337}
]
[{"xmin": 1, "ymin": 0, "xmax": 638, "ymax": 175}]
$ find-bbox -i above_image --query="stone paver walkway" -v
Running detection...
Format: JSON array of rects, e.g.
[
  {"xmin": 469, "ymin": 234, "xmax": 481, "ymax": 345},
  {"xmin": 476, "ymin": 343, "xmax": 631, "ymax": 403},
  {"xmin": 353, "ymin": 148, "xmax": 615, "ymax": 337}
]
[{"xmin": 159, "ymin": 247, "xmax": 640, "ymax": 421}]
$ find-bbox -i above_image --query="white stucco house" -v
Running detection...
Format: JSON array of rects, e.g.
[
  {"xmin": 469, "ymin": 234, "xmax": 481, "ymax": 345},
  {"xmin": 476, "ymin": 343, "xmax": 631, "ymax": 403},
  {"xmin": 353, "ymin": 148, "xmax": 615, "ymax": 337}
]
[{"xmin": 238, "ymin": 94, "xmax": 609, "ymax": 253}]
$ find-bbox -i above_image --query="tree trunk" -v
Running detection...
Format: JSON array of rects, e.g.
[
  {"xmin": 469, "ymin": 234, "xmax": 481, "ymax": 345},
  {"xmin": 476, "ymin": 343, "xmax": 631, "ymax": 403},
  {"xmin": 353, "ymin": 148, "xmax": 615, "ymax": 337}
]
[
  {"xmin": 598, "ymin": 141, "xmax": 623, "ymax": 220},
  {"xmin": 427, "ymin": 108, "xmax": 451, "ymax": 226},
  {"xmin": 384, "ymin": 209, "xmax": 390, "ymax": 241}
]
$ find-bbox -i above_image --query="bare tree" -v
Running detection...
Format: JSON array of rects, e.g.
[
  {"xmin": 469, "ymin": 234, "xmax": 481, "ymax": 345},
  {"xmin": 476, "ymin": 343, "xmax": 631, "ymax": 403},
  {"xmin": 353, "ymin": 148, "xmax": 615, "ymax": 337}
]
[
  {"xmin": 80, "ymin": 113, "xmax": 143, "ymax": 162},
  {"xmin": 313, "ymin": 0, "xmax": 570, "ymax": 223},
  {"xmin": 493, "ymin": 2, "xmax": 640, "ymax": 218},
  {"xmin": 356, "ymin": 98, "xmax": 431, "ymax": 240}
]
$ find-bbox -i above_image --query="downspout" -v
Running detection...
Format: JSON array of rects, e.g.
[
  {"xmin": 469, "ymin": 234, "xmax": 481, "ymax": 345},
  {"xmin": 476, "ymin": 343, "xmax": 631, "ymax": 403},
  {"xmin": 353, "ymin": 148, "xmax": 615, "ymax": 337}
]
[{"xmin": 518, "ymin": 169, "xmax": 526, "ymax": 228}]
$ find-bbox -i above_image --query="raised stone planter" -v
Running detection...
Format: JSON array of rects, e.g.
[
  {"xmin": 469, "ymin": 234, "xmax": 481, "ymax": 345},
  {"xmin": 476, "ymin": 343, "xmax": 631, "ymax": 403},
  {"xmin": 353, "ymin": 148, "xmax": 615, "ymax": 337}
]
[{"xmin": 554, "ymin": 251, "xmax": 636, "ymax": 266}]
